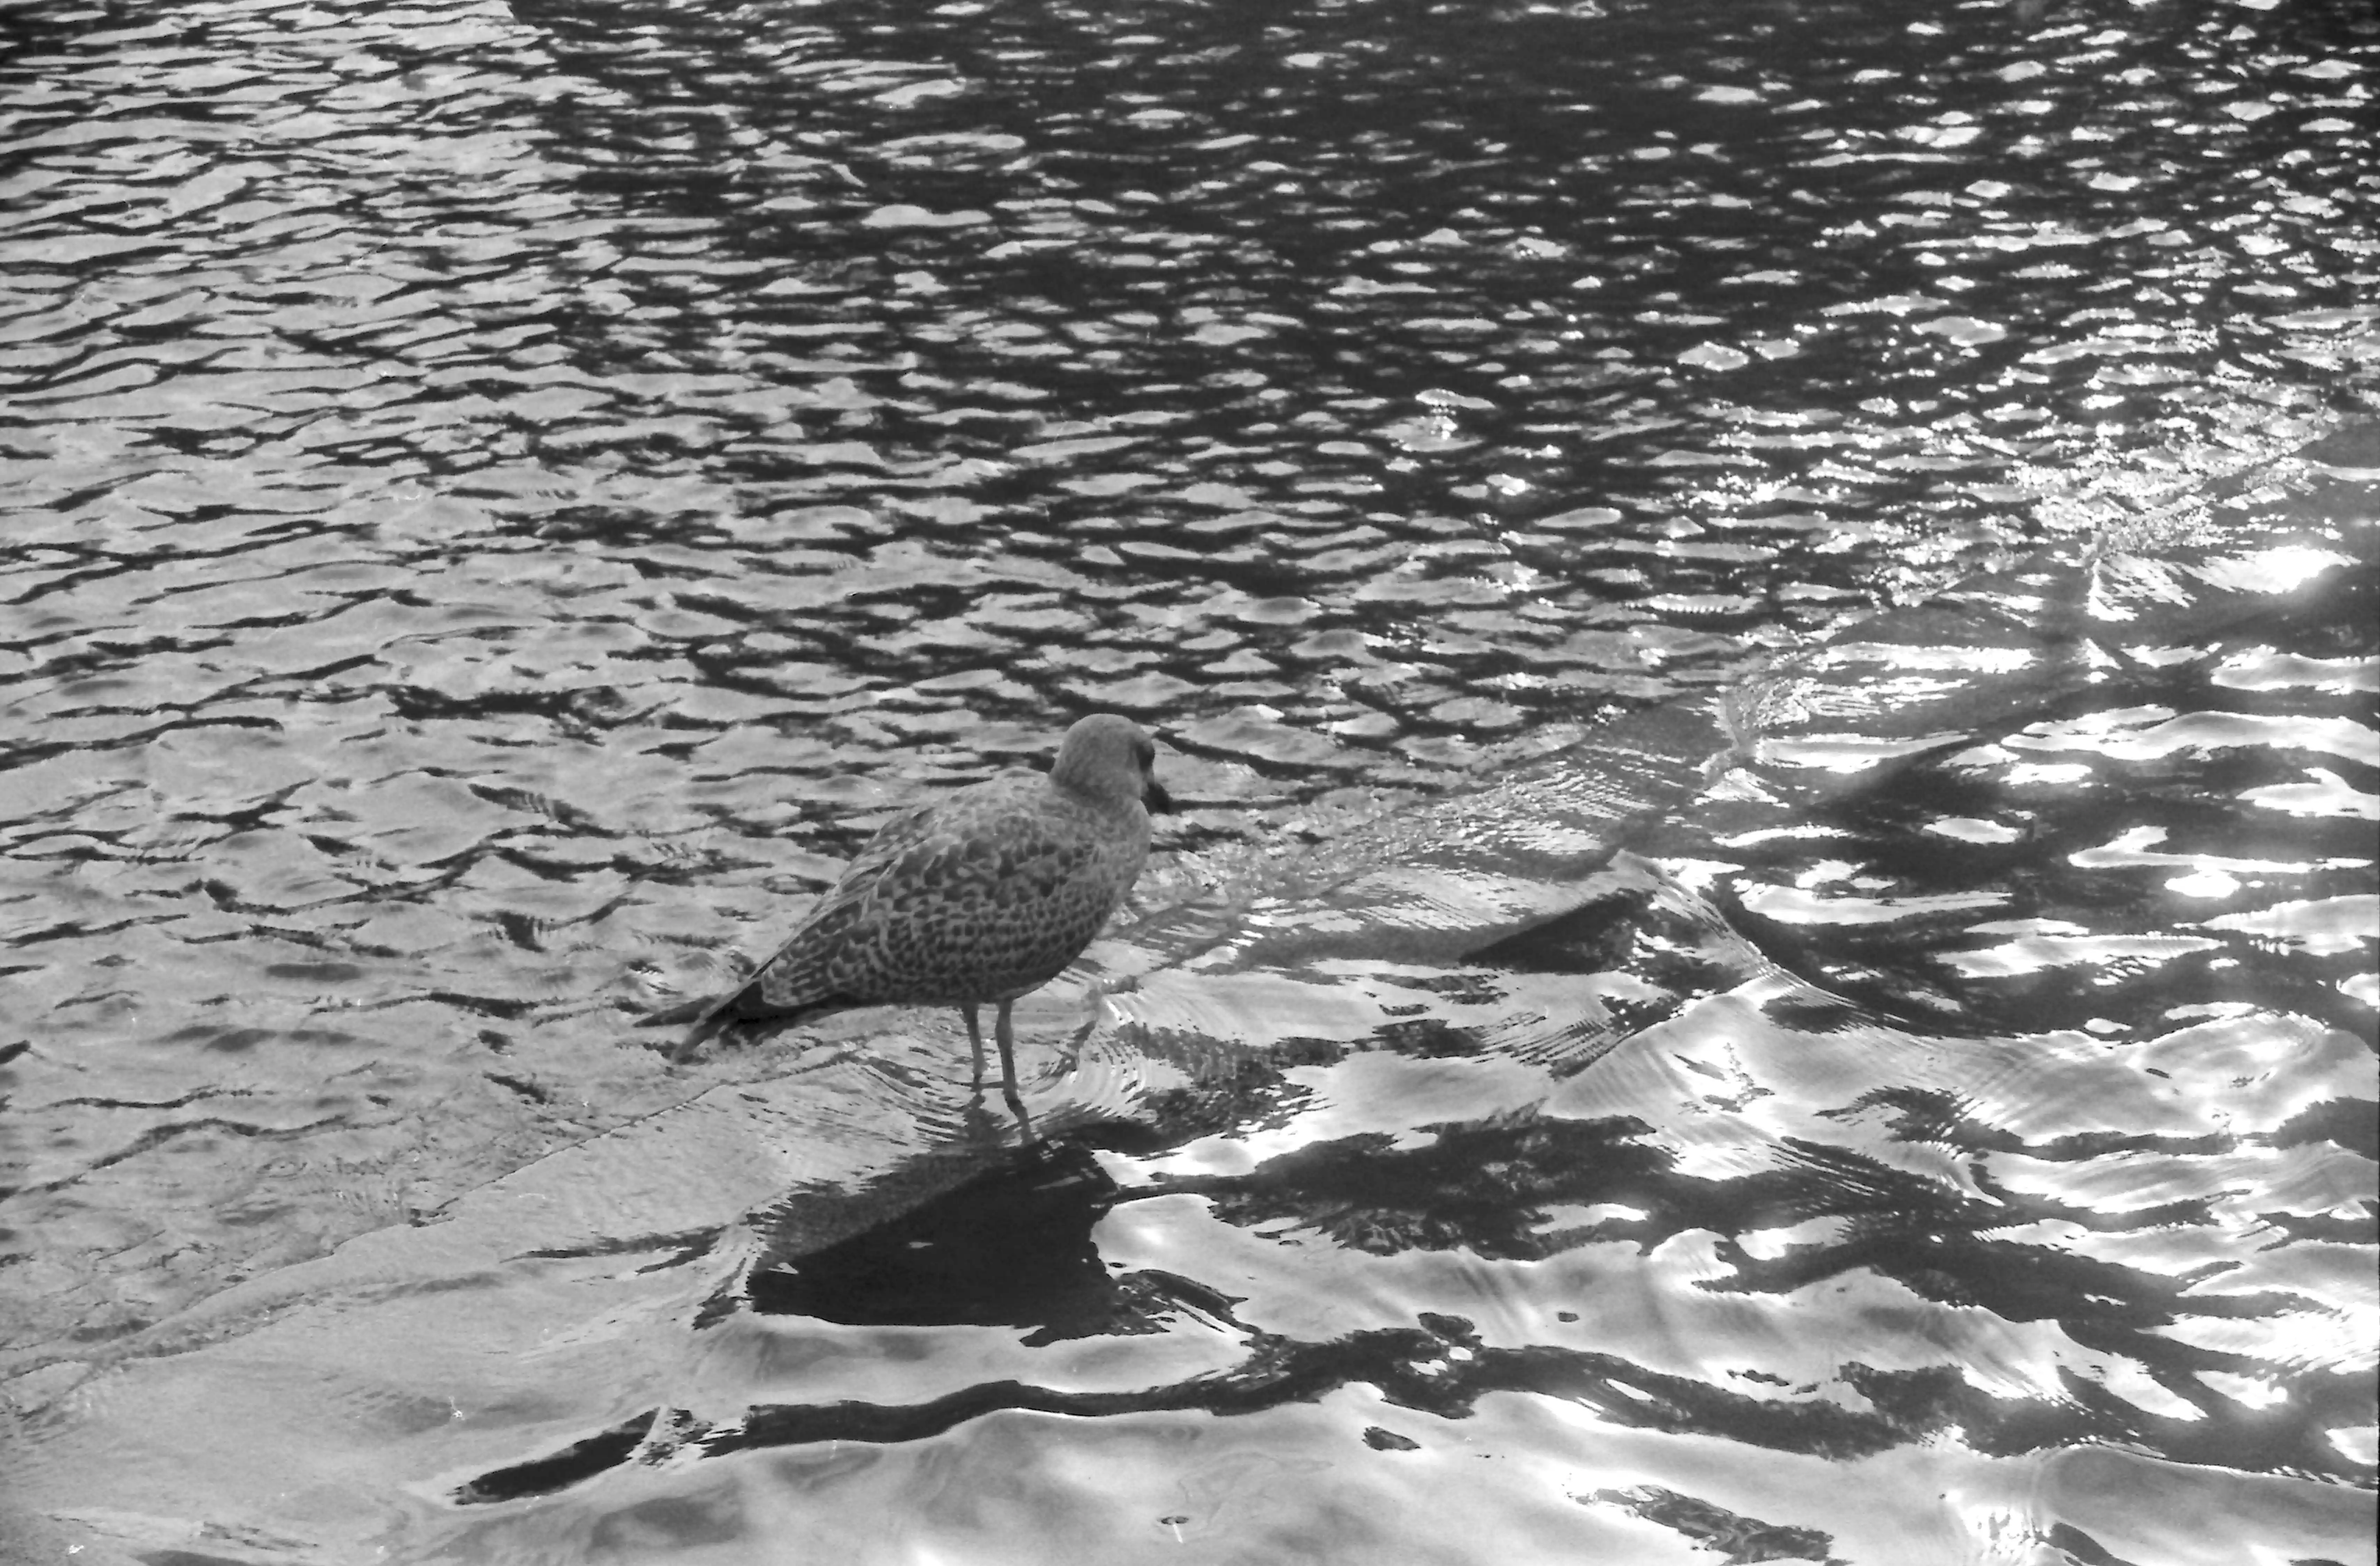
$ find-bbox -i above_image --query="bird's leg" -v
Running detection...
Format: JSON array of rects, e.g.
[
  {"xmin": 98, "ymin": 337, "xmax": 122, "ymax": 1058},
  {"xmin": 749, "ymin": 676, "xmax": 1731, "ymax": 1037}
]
[
  {"xmin": 995, "ymin": 998, "xmax": 1034, "ymax": 1139},
  {"xmin": 963, "ymin": 1003, "xmax": 987, "ymax": 1095}
]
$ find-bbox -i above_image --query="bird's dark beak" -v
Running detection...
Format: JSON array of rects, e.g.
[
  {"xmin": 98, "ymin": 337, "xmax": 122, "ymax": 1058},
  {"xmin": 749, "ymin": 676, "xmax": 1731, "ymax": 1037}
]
[{"xmin": 1144, "ymin": 778, "xmax": 1175, "ymax": 813}]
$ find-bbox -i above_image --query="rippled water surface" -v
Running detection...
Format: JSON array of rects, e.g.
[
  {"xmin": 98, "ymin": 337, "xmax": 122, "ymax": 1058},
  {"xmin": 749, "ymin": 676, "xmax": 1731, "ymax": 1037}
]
[{"xmin": 2, "ymin": 0, "xmax": 2375, "ymax": 1559}]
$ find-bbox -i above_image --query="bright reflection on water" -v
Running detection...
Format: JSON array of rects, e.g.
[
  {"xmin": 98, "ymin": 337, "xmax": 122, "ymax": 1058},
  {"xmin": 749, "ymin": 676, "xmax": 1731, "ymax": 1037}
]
[{"xmin": 0, "ymin": 0, "xmax": 2374, "ymax": 1559}]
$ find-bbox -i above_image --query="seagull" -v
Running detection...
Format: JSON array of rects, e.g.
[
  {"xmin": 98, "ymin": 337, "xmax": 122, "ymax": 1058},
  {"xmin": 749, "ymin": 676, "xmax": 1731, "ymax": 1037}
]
[{"xmin": 652, "ymin": 714, "xmax": 1170, "ymax": 1124}]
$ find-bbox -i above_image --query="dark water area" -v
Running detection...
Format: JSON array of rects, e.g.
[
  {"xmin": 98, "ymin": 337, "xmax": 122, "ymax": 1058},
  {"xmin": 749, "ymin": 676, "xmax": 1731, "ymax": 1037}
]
[{"xmin": 1, "ymin": 0, "xmax": 2375, "ymax": 1559}]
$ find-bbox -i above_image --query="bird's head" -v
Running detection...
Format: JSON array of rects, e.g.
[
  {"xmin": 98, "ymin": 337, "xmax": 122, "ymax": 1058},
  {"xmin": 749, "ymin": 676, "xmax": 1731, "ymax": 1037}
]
[{"xmin": 1051, "ymin": 713, "xmax": 1172, "ymax": 812}]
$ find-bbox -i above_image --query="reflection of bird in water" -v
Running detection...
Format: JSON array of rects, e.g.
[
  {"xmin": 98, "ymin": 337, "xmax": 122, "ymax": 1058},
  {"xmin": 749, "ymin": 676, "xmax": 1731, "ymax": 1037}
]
[{"xmin": 654, "ymin": 714, "xmax": 1170, "ymax": 1129}]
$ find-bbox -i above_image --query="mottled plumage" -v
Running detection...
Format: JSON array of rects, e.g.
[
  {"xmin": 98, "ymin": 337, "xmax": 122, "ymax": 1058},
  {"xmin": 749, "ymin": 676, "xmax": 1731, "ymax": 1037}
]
[{"xmin": 661, "ymin": 714, "xmax": 1168, "ymax": 1116}]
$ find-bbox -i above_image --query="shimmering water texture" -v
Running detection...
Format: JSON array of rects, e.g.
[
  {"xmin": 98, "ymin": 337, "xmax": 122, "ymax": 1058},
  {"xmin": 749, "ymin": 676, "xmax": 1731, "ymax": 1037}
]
[{"xmin": 3, "ymin": 0, "xmax": 2377, "ymax": 1560}]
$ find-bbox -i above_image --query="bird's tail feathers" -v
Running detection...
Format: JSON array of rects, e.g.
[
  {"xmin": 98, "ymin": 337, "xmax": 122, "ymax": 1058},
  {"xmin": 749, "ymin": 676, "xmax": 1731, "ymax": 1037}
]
[
  {"xmin": 644, "ymin": 968, "xmax": 856, "ymax": 1063},
  {"xmin": 638, "ymin": 994, "xmax": 716, "ymax": 1029}
]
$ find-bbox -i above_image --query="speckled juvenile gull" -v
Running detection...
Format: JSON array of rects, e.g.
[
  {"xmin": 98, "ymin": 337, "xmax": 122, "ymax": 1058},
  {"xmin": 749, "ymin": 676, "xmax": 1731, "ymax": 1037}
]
[{"xmin": 657, "ymin": 714, "xmax": 1169, "ymax": 1118}]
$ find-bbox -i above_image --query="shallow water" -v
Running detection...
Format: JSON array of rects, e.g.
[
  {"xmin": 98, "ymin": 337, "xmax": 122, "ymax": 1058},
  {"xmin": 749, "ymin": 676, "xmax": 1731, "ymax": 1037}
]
[{"xmin": 1, "ymin": 0, "xmax": 2375, "ymax": 1560}]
